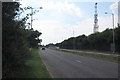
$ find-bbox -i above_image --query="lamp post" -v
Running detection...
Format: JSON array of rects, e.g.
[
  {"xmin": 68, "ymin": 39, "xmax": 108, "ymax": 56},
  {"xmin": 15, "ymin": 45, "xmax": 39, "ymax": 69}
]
[
  {"xmin": 30, "ymin": 7, "xmax": 43, "ymax": 29},
  {"xmin": 105, "ymin": 12, "xmax": 115, "ymax": 53}
]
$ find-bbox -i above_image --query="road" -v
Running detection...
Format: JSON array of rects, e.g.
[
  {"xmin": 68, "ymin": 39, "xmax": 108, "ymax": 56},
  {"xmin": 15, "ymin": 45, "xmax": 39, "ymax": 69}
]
[{"xmin": 39, "ymin": 48, "xmax": 118, "ymax": 78}]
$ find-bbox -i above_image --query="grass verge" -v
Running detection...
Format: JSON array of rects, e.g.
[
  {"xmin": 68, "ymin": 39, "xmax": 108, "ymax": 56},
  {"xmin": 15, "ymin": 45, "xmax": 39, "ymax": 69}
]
[
  {"xmin": 17, "ymin": 48, "xmax": 51, "ymax": 78},
  {"xmin": 54, "ymin": 49, "xmax": 119, "ymax": 63}
]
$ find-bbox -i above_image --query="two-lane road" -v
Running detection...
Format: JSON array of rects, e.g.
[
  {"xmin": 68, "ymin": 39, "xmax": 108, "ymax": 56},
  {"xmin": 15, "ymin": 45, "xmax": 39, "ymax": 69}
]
[{"xmin": 39, "ymin": 48, "xmax": 118, "ymax": 78}]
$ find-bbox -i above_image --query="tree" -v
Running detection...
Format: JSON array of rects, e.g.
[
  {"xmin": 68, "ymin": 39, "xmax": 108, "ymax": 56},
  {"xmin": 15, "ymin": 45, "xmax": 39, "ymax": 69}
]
[
  {"xmin": 28, "ymin": 30, "xmax": 42, "ymax": 48},
  {"xmin": 56, "ymin": 27, "xmax": 120, "ymax": 53},
  {"xmin": 2, "ymin": 2, "xmax": 42, "ymax": 78},
  {"xmin": 115, "ymin": 25, "xmax": 120, "ymax": 52}
]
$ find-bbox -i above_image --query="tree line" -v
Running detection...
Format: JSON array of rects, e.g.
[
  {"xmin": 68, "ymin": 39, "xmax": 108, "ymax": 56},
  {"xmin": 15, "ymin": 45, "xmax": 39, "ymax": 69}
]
[
  {"xmin": 2, "ymin": 2, "xmax": 42, "ymax": 78},
  {"xmin": 56, "ymin": 24, "xmax": 120, "ymax": 53}
]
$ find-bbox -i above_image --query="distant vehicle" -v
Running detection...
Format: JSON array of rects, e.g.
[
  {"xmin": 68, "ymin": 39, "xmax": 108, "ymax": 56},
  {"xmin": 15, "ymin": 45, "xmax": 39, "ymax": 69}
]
[{"xmin": 41, "ymin": 47, "xmax": 45, "ymax": 50}]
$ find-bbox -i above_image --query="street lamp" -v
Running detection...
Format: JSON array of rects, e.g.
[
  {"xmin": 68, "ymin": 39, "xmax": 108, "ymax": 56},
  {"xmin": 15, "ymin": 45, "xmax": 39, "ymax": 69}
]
[
  {"xmin": 105, "ymin": 12, "xmax": 115, "ymax": 53},
  {"xmin": 30, "ymin": 7, "xmax": 43, "ymax": 29}
]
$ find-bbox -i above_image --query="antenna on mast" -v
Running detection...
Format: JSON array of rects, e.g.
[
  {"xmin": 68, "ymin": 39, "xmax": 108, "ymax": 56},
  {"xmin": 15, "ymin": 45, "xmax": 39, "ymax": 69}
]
[{"xmin": 93, "ymin": 3, "xmax": 99, "ymax": 33}]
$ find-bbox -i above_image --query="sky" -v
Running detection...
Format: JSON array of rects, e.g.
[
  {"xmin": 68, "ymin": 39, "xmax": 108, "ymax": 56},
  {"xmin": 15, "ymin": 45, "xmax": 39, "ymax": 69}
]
[{"xmin": 18, "ymin": 0, "xmax": 119, "ymax": 45}]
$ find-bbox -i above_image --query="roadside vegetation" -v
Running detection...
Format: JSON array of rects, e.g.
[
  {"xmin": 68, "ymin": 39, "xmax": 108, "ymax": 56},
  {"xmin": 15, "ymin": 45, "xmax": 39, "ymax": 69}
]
[
  {"xmin": 54, "ymin": 49, "xmax": 119, "ymax": 63},
  {"xmin": 56, "ymin": 25, "xmax": 120, "ymax": 54},
  {"xmin": 55, "ymin": 19, "xmax": 120, "ymax": 63},
  {"xmin": 16, "ymin": 48, "xmax": 51, "ymax": 78},
  {"xmin": 2, "ymin": 2, "xmax": 51, "ymax": 78}
]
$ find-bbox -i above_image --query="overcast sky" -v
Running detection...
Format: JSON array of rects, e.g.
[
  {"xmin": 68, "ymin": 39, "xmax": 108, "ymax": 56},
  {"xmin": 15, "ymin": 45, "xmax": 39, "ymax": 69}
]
[{"xmin": 18, "ymin": 0, "xmax": 119, "ymax": 45}]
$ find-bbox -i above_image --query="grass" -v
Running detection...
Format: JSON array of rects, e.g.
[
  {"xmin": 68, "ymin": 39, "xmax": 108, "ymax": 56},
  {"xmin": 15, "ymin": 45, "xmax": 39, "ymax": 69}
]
[
  {"xmin": 16, "ymin": 48, "xmax": 51, "ymax": 78},
  {"xmin": 54, "ymin": 49, "xmax": 119, "ymax": 63},
  {"xmin": 80, "ymin": 49, "xmax": 120, "ymax": 55}
]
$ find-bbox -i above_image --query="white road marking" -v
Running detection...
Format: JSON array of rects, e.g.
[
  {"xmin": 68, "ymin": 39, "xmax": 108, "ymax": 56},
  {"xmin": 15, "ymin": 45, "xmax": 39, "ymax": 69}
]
[{"xmin": 76, "ymin": 60, "xmax": 82, "ymax": 63}]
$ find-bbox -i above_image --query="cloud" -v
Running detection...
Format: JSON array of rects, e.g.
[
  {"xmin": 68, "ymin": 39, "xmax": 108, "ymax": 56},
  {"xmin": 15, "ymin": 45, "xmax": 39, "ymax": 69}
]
[
  {"xmin": 32, "ymin": 15, "xmax": 118, "ymax": 45},
  {"xmin": 110, "ymin": 2, "xmax": 118, "ymax": 14},
  {"xmin": 69, "ymin": 18, "xmax": 93, "ymax": 36},
  {"xmin": 40, "ymin": 0, "xmax": 82, "ymax": 17},
  {"xmin": 99, "ymin": 15, "xmax": 118, "ymax": 30},
  {"xmin": 118, "ymin": 1, "xmax": 120, "ymax": 24},
  {"xmin": 73, "ymin": 16, "xmax": 118, "ymax": 34},
  {"xmin": 20, "ymin": 0, "xmax": 82, "ymax": 17},
  {"xmin": 64, "ymin": 0, "xmax": 118, "ymax": 2},
  {"xmin": 110, "ymin": 1, "xmax": 120, "ymax": 25},
  {"xmin": 19, "ymin": 0, "xmax": 119, "ymax": 45},
  {"xmin": 33, "ymin": 20, "xmax": 65, "ymax": 44}
]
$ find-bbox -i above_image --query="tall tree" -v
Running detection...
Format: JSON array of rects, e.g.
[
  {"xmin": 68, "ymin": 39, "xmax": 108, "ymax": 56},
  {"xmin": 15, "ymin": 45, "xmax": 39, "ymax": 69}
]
[
  {"xmin": 56, "ymin": 26, "xmax": 120, "ymax": 53},
  {"xmin": 2, "ymin": 2, "xmax": 42, "ymax": 78}
]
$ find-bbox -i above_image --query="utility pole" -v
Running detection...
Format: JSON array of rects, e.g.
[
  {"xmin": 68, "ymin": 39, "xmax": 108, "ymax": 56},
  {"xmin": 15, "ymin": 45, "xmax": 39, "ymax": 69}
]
[
  {"xmin": 112, "ymin": 13, "xmax": 115, "ymax": 53},
  {"xmin": 30, "ymin": 7, "xmax": 43, "ymax": 29},
  {"xmin": 93, "ymin": 3, "xmax": 99, "ymax": 33},
  {"xmin": 105, "ymin": 12, "xmax": 115, "ymax": 53},
  {"xmin": 28, "ymin": 7, "xmax": 43, "ymax": 50}
]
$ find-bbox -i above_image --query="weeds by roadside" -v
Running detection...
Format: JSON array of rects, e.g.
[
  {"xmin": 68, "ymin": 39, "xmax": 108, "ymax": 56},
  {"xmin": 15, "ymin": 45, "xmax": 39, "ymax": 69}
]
[
  {"xmin": 54, "ymin": 48, "xmax": 119, "ymax": 63},
  {"xmin": 16, "ymin": 48, "xmax": 51, "ymax": 78}
]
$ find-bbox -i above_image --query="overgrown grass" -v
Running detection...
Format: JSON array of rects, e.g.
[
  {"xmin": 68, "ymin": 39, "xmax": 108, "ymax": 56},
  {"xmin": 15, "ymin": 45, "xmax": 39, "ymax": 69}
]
[
  {"xmin": 54, "ymin": 49, "xmax": 119, "ymax": 63},
  {"xmin": 16, "ymin": 48, "xmax": 51, "ymax": 78}
]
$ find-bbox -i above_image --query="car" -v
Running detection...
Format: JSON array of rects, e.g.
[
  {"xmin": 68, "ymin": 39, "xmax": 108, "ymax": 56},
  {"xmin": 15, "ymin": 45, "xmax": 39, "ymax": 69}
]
[{"xmin": 41, "ymin": 47, "xmax": 45, "ymax": 50}]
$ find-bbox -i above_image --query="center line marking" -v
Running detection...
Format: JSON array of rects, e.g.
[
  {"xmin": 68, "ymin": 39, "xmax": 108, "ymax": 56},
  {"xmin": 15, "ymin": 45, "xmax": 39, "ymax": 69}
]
[{"xmin": 76, "ymin": 60, "xmax": 82, "ymax": 63}]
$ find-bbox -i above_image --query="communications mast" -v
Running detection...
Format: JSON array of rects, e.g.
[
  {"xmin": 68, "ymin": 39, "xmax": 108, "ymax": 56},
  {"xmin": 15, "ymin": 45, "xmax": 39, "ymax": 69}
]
[{"xmin": 93, "ymin": 3, "xmax": 99, "ymax": 33}]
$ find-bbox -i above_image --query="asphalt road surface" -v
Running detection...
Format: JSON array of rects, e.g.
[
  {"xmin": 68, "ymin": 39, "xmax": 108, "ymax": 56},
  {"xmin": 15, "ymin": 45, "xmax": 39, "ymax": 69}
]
[{"xmin": 39, "ymin": 48, "xmax": 118, "ymax": 78}]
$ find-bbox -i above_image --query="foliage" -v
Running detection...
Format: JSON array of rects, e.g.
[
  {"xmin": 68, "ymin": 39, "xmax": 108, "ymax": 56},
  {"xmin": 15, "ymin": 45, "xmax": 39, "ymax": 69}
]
[
  {"xmin": 16, "ymin": 48, "xmax": 51, "ymax": 78},
  {"xmin": 28, "ymin": 30, "xmax": 42, "ymax": 48},
  {"xmin": 56, "ymin": 26, "xmax": 120, "ymax": 53},
  {"xmin": 2, "ymin": 2, "xmax": 42, "ymax": 78}
]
